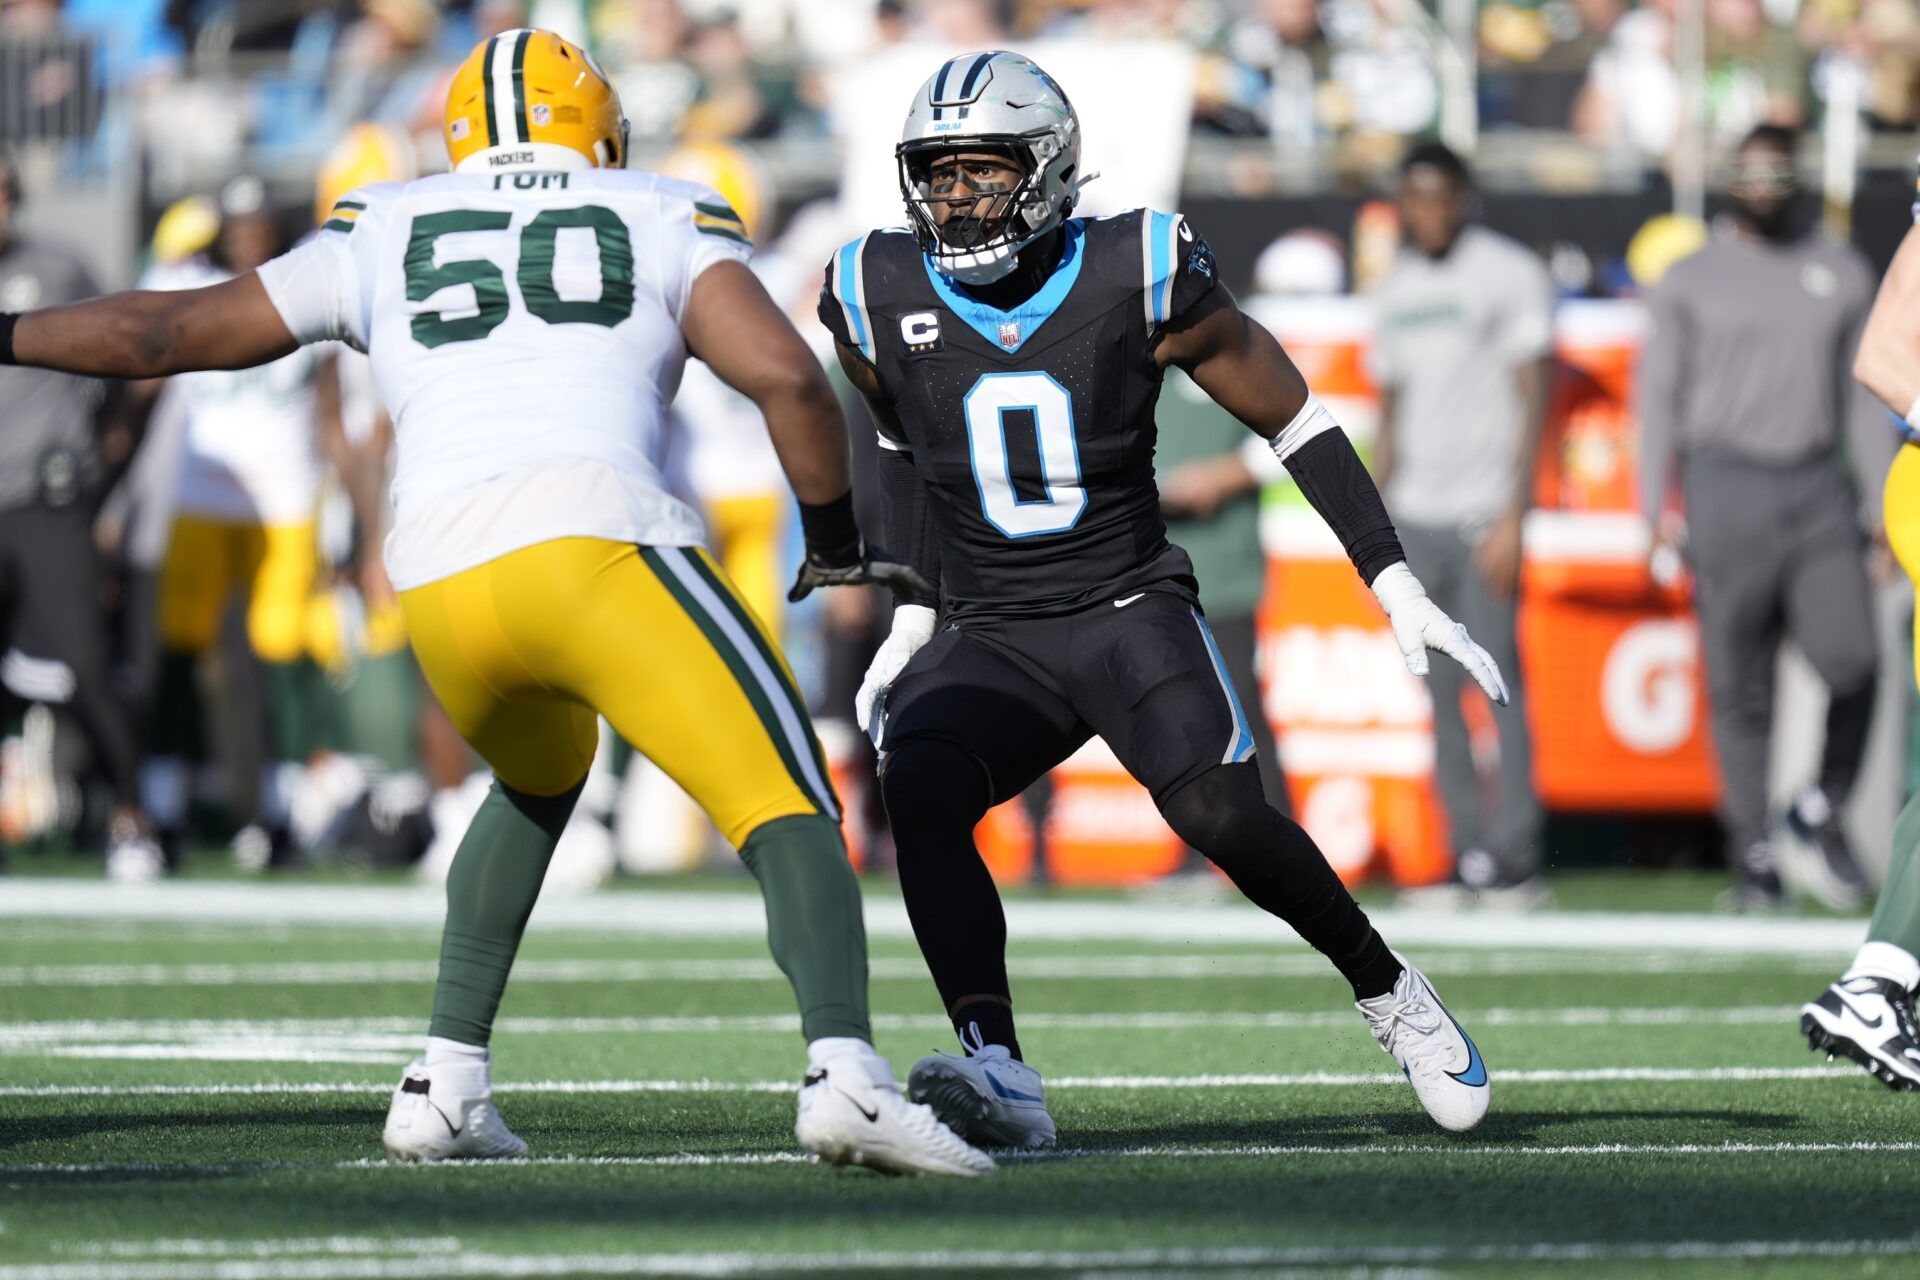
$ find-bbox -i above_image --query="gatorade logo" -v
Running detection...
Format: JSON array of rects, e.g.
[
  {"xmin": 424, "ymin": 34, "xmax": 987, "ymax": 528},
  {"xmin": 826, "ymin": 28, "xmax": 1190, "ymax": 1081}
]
[{"xmin": 1600, "ymin": 620, "xmax": 1698, "ymax": 754}]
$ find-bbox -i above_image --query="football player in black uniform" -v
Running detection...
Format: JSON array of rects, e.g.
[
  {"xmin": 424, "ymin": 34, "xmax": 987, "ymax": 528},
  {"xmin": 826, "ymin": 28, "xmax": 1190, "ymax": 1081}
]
[{"xmin": 816, "ymin": 52, "xmax": 1502, "ymax": 1144}]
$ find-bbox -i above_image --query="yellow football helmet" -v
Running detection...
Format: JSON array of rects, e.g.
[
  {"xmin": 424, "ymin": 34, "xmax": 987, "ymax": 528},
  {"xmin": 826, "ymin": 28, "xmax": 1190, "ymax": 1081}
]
[
  {"xmin": 443, "ymin": 27, "xmax": 627, "ymax": 174},
  {"xmin": 315, "ymin": 123, "xmax": 414, "ymax": 226}
]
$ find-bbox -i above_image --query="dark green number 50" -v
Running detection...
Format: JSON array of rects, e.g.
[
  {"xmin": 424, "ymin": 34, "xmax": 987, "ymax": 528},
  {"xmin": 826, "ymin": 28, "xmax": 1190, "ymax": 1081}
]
[{"xmin": 404, "ymin": 205, "xmax": 635, "ymax": 349}]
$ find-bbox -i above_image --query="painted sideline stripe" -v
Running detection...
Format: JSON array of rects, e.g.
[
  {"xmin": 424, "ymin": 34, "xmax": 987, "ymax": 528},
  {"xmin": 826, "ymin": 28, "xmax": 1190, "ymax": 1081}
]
[
  {"xmin": 0, "ymin": 880, "xmax": 1869, "ymax": 953},
  {"xmin": 2, "ymin": 1235, "xmax": 1917, "ymax": 1279},
  {"xmin": 0, "ymin": 950, "xmax": 1838, "ymax": 989},
  {"xmin": 0, "ymin": 1004, "xmax": 1810, "ymax": 1045},
  {"xmin": 0, "ymin": 1065, "xmax": 1862, "ymax": 1100}
]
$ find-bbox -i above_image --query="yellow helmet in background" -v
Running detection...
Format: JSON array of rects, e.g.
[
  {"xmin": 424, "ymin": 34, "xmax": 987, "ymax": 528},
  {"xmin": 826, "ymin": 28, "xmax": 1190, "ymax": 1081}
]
[
  {"xmin": 1625, "ymin": 214, "xmax": 1709, "ymax": 291},
  {"xmin": 315, "ymin": 123, "xmax": 415, "ymax": 226},
  {"xmin": 657, "ymin": 141, "xmax": 766, "ymax": 242},
  {"xmin": 443, "ymin": 27, "xmax": 627, "ymax": 175},
  {"xmin": 150, "ymin": 195, "xmax": 219, "ymax": 265}
]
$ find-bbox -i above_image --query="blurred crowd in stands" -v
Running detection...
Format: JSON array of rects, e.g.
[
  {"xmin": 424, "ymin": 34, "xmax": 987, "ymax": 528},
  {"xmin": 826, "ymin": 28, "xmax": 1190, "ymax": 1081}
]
[
  {"xmin": 3, "ymin": 0, "xmax": 1917, "ymax": 168},
  {"xmin": 0, "ymin": 0, "xmax": 1914, "ymax": 892}
]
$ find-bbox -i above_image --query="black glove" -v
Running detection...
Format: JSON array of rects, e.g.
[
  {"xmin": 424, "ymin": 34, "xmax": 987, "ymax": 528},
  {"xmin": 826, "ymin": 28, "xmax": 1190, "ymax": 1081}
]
[{"xmin": 788, "ymin": 542, "xmax": 935, "ymax": 603}]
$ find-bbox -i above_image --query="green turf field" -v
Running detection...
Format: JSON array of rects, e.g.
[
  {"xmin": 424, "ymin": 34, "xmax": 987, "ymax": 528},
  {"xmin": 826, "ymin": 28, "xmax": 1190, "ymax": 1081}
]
[{"xmin": 3, "ymin": 875, "xmax": 1917, "ymax": 1279}]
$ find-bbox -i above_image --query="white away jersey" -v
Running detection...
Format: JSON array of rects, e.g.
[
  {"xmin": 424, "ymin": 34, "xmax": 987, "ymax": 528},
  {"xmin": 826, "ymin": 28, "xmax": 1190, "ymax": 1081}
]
[
  {"xmin": 256, "ymin": 168, "xmax": 754, "ymax": 589},
  {"xmin": 144, "ymin": 258, "xmax": 324, "ymax": 524}
]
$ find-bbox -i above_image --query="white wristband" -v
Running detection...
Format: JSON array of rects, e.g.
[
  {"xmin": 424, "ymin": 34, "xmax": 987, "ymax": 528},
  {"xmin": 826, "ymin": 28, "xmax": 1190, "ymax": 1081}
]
[
  {"xmin": 1267, "ymin": 392, "xmax": 1339, "ymax": 463},
  {"xmin": 890, "ymin": 603, "xmax": 937, "ymax": 645},
  {"xmin": 1368, "ymin": 561, "xmax": 1423, "ymax": 613}
]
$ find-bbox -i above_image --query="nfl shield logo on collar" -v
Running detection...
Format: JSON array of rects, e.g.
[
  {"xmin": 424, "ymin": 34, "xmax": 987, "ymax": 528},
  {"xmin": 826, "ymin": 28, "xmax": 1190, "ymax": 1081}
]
[{"xmin": 998, "ymin": 321, "xmax": 1020, "ymax": 349}]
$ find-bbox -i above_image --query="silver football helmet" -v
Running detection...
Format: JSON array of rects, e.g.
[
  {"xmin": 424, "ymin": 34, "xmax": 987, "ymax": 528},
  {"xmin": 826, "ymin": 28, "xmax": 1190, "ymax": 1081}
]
[{"xmin": 897, "ymin": 51, "xmax": 1085, "ymax": 285}]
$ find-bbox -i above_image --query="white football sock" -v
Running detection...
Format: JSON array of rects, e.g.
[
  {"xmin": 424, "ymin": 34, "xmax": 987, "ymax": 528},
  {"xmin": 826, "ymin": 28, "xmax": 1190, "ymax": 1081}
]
[
  {"xmin": 807, "ymin": 1037, "xmax": 888, "ymax": 1087},
  {"xmin": 424, "ymin": 1035, "xmax": 491, "ymax": 1100},
  {"xmin": 1843, "ymin": 942, "xmax": 1920, "ymax": 993}
]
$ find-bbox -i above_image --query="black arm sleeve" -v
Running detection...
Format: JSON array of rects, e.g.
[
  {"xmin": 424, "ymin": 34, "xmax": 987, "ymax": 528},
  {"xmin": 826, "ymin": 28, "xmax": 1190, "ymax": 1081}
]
[
  {"xmin": 1283, "ymin": 429, "xmax": 1405, "ymax": 586},
  {"xmin": 878, "ymin": 449, "xmax": 941, "ymax": 610}
]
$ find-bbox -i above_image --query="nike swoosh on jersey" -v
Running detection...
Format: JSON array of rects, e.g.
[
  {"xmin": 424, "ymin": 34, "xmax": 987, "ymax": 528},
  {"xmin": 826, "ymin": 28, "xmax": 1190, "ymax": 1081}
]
[{"xmin": 1113, "ymin": 594, "xmax": 1146, "ymax": 608}]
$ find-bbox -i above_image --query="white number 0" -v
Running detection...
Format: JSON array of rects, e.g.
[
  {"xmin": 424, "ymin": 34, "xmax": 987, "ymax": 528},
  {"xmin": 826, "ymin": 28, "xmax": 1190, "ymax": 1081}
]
[{"xmin": 963, "ymin": 371, "xmax": 1086, "ymax": 538}]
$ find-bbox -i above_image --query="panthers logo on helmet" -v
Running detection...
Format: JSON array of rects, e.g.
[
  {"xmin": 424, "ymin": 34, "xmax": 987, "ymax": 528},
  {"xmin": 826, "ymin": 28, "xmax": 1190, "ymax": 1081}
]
[{"xmin": 443, "ymin": 28, "xmax": 628, "ymax": 175}]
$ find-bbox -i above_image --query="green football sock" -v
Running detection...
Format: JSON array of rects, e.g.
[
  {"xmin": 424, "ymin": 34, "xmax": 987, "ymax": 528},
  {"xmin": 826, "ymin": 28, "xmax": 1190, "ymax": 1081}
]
[
  {"xmin": 427, "ymin": 778, "xmax": 583, "ymax": 1046},
  {"xmin": 739, "ymin": 814, "xmax": 872, "ymax": 1043},
  {"xmin": 260, "ymin": 658, "xmax": 330, "ymax": 760},
  {"xmin": 1867, "ymin": 789, "xmax": 1920, "ymax": 958},
  {"xmin": 339, "ymin": 651, "xmax": 421, "ymax": 773}
]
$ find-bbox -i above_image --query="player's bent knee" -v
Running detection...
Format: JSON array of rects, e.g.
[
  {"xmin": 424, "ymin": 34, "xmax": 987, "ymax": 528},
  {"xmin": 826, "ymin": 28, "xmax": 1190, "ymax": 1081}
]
[
  {"xmin": 1159, "ymin": 762, "xmax": 1282, "ymax": 867},
  {"xmin": 879, "ymin": 738, "xmax": 993, "ymax": 826}
]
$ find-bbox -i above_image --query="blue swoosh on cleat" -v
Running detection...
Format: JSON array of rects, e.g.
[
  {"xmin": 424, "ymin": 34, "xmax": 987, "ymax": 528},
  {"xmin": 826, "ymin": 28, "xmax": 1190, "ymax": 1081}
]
[
  {"xmin": 985, "ymin": 1074, "xmax": 1045, "ymax": 1104},
  {"xmin": 1445, "ymin": 1021, "xmax": 1487, "ymax": 1088}
]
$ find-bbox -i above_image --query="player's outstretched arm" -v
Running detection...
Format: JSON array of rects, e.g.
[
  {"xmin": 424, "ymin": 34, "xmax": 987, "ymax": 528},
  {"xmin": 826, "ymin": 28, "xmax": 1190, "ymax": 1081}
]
[
  {"xmin": 1856, "ymin": 223, "xmax": 1920, "ymax": 423},
  {"xmin": 683, "ymin": 260, "xmax": 930, "ymax": 604},
  {"xmin": 832, "ymin": 339, "xmax": 943, "ymax": 735},
  {"xmin": 1, "ymin": 273, "xmax": 298, "ymax": 379},
  {"xmin": 1155, "ymin": 286, "xmax": 1508, "ymax": 704}
]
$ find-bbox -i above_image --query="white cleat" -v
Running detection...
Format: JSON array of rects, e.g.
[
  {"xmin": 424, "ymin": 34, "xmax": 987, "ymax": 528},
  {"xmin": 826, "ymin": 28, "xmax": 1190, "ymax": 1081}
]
[
  {"xmin": 381, "ymin": 1060, "xmax": 528, "ymax": 1162},
  {"xmin": 104, "ymin": 831, "xmax": 166, "ymax": 883},
  {"xmin": 795, "ymin": 1048, "xmax": 996, "ymax": 1177},
  {"xmin": 1801, "ymin": 978, "xmax": 1920, "ymax": 1091},
  {"xmin": 908, "ymin": 1044, "xmax": 1058, "ymax": 1149},
  {"xmin": 1357, "ymin": 954, "xmax": 1490, "ymax": 1133}
]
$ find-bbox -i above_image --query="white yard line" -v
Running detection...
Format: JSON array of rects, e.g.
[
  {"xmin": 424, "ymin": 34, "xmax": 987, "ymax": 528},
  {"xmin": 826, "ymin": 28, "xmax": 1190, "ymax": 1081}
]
[
  {"xmin": 0, "ymin": 1004, "xmax": 1811, "ymax": 1045},
  {"xmin": 1, "ymin": 1236, "xmax": 1918, "ymax": 1280},
  {"xmin": 0, "ymin": 1064, "xmax": 1864, "ymax": 1100},
  {"xmin": 0, "ymin": 1004, "xmax": 1803, "ymax": 1065},
  {"xmin": 0, "ymin": 879, "xmax": 1870, "ymax": 953},
  {"xmin": 0, "ymin": 951, "xmax": 1838, "ymax": 989}
]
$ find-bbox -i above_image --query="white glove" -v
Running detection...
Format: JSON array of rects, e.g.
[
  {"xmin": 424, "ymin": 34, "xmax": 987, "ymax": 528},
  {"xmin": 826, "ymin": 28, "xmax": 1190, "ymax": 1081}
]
[
  {"xmin": 855, "ymin": 604, "xmax": 937, "ymax": 736},
  {"xmin": 1370, "ymin": 562, "xmax": 1510, "ymax": 705}
]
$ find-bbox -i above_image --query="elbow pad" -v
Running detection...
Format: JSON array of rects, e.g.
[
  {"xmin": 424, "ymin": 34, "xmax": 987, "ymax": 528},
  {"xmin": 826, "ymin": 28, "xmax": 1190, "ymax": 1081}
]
[{"xmin": 1281, "ymin": 426, "xmax": 1405, "ymax": 586}]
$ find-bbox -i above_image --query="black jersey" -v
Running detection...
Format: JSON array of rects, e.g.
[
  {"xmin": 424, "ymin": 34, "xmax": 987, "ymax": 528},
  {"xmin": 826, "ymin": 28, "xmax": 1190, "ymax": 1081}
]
[{"xmin": 821, "ymin": 209, "xmax": 1220, "ymax": 620}]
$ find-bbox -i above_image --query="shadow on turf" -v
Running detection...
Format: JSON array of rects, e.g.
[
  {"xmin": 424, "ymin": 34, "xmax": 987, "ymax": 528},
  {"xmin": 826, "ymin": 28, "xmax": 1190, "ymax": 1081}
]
[
  {"xmin": 0, "ymin": 1107, "xmax": 377, "ymax": 1158},
  {"xmin": 1069, "ymin": 1106, "xmax": 1801, "ymax": 1148}
]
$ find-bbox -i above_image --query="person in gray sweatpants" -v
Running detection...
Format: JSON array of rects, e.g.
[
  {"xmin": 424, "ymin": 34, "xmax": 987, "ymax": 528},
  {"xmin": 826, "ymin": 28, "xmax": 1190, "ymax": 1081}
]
[
  {"xmin": 1370, "ymin": 142, "xmax": 1555, "ymax": 905},
  {"xmin": 1638, "ymin": 123, "xmax": 1894, "ymax": 912}
]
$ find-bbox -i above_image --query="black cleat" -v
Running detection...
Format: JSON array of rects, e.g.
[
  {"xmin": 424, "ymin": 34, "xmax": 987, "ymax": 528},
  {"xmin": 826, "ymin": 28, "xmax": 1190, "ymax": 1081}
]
[{"xmin": 1800, "ymin": 977, "xmax": 1920, "ymax": 1091}]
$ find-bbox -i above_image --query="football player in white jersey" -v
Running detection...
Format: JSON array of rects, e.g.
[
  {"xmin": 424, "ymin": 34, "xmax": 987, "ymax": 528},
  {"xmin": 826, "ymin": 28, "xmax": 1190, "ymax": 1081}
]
[
  {"xmin": 134, "ymin": 176, "xmax": 338, "ymax": 871},
  {"xmin": 0, "ymin": 28, "xmax": 992, "ymax": 1177}
]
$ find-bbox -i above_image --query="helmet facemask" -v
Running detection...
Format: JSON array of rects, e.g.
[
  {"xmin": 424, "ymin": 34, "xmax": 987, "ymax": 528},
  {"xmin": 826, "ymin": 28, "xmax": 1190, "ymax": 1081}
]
[{"xmin": 897, "ymin": 133, "xmax": 1067, "ymax": 285}]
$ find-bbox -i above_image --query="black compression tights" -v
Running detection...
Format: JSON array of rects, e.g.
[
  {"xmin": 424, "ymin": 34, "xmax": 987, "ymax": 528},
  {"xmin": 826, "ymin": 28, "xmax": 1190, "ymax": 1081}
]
[
  {"xmin": 884, "ymin": 744, "xmax": 1405, "ymax": 1063},
  {"xmin": 1158, "ymin": 762, "xmax": 1402, "ymax": 1000},
  {"xmin": 881, "ymin": 739, "xmax": 1024, "ymax": 1058}
]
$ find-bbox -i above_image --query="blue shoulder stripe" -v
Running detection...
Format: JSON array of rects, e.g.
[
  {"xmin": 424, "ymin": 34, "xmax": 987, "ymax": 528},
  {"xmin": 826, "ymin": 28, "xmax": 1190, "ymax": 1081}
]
[
  {"xmin": 1143, "ymin": 210, "xmax": 1179, "ymax": 330},
  {"xmin": 833, "ymin": 234, "xmax": 875, "ymax": 363}
]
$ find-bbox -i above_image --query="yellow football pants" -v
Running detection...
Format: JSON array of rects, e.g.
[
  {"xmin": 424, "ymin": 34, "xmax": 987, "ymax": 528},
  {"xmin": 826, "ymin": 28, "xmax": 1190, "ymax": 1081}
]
[
  {"xmin": 398, "ymin": 538, "xmax": 838, "ymax": 845},
  {"xmin": 158, "ymin": 515, "xmax": 318, "ymax": 663},
  {"xmin": 1887, "ymin": 444, "xmax": 1920, "ymax": 690}
]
